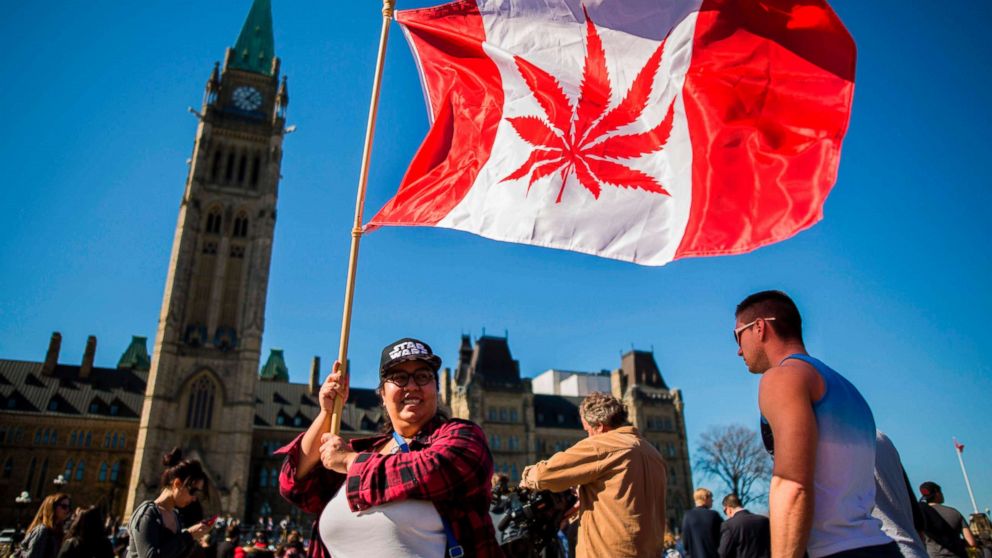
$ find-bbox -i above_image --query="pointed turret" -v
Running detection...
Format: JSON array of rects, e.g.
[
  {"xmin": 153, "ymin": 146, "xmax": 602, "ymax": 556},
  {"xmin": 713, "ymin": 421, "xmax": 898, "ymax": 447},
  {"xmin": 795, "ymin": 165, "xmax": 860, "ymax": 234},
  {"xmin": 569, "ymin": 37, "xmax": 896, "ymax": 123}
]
[
  {"xmin": 275, "ymin": 75, "xmax": 289, "ymax": 120},
  {"xmin": 259, "ymin": 348, "xmax": 289, "ymax": 382},
  {"xmin": 203, "ymin": 62, "xmax": 221, "ymax": 107},
  {"xmin": 230, "ymin": 0, "xmax": 276, "ymax": 76},
  {"xmin": 118, "ymin": 336, "xmax": 151, "ymax": 372}
]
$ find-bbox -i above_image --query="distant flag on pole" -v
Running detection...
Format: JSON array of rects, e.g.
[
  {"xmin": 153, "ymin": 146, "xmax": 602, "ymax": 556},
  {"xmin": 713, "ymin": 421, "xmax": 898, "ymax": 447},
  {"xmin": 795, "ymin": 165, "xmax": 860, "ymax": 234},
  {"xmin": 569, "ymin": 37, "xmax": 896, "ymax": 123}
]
[
  {"xmin": 368, "ymin": 0, "xmax": 856, "ymax": 266},
  {"xmin": 954, "ymin": 437, "xmax": 964, "ymax": 453}
]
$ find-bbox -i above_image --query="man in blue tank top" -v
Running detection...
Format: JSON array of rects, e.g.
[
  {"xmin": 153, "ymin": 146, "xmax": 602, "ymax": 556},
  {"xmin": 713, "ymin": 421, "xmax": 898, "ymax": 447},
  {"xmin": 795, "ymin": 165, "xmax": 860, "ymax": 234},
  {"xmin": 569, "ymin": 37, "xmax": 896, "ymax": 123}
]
[{"xmin": 733, "ymin": 290, "xmax": 900, "ymax": 558}]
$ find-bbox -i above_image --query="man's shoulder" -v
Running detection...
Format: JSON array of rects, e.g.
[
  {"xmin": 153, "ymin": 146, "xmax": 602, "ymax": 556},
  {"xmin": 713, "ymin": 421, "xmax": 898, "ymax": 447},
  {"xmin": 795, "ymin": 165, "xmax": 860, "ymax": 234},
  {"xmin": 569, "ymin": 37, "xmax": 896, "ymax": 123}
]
[{"xmin": 685, "ymin": 506, "xmax": 722, "ymax": 522}]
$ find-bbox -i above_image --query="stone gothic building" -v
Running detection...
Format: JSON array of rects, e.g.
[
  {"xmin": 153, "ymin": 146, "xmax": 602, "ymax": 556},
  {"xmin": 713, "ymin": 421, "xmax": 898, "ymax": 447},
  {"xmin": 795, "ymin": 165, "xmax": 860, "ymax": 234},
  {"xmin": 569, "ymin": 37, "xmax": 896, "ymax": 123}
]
[{"xmin": 0, "ymin": 0, "xmax": 693, "ymax": 531}]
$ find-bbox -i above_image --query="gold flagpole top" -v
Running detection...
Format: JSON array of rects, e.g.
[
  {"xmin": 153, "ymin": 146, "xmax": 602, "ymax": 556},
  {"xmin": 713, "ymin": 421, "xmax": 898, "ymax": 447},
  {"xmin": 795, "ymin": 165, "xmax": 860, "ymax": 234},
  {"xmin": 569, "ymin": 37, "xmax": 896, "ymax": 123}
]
[{"xmin": 383, "ymin": 0, "xmax": 395, "ymax": 19}]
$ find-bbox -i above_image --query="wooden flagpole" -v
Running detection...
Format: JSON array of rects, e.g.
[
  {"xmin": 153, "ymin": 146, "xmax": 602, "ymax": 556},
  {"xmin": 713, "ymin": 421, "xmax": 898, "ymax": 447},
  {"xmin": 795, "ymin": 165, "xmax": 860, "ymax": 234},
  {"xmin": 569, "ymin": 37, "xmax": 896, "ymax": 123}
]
[{"xmin": 330, "ymin": 0, "xmax": 395, "ymax": 435}]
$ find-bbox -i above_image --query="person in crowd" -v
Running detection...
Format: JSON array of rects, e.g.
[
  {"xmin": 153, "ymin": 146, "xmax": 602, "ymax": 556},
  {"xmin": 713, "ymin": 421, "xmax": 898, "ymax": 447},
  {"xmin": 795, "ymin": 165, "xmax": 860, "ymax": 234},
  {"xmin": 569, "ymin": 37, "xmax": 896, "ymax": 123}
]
[
  {"xmin": 520, "ymin": 391, "xmax": 667, "ymax": 557},
  {"xmin": 127, "ymin": 448, "xmax": 212, "ymax": 558},
  {"xmin": 733, "ymin": 290, "xmax": 898, "ymax": 558},
  {"xmin": 918, "ymin": 481, "xmax": 976, "ymax": 558},
  {"xmin": 872, "ymin": 431, "xmax": 927, "ymax": 558},
  {"xmin": 19, "ymin": 493, "xmax": 71, "ymax": 558},
  {"xmin": 276, "ymin": 337, "xmax": 501, "ymax": 557},
  {"xmin": 664, "ymin": 533, "xmax": 686, "ymax": 558},
  {"xmin": 718, "ymin": 493, "xmax": 770, "ymax": 558},
  {"xmin": 216, "ymin": 524, "xmax": 241, "ymax": 558},
  {"xmin": 682, "ymin": 488, "xmax": 722, "ymax": 558},
  {"xmin": 57, "ymin": 505, "xmax": 114, "ymax": 558}
]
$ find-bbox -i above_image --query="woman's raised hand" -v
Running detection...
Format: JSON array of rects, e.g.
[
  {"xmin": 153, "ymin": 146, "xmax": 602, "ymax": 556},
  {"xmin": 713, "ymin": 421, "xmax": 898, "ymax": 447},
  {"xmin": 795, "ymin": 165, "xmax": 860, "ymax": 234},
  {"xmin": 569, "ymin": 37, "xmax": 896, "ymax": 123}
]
[{"xmin": 319, "ymin": 360, "xmax": 350, "ymax": 414}]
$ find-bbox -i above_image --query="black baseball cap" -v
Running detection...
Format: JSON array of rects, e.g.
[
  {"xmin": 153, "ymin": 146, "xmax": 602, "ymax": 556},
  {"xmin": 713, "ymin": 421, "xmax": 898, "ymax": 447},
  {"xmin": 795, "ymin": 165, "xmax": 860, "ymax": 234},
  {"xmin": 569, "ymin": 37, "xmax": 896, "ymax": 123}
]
[
  {"xmin": 919, "ymin": 481, "xmax": 942, "ymax": 502},
  {"xmin": 379, "ymin": 338, "xmax": 442, "ymax": 376}
]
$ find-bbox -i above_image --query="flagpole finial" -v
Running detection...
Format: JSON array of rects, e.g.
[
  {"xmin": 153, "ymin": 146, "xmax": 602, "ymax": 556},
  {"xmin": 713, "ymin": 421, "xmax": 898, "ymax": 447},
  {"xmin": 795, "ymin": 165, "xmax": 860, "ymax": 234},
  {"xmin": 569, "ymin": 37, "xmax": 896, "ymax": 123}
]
[{"xmin": 382, "ymin": 0, "xmax": 395, "ymax": 19}]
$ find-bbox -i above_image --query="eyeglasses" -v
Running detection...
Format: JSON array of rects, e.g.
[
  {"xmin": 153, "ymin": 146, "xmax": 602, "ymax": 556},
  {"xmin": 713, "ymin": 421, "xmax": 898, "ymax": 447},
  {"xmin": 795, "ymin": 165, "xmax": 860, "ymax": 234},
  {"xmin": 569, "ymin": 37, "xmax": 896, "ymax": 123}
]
[
  {"xmin": 187, "ymin": 486, "xmax": 202, "ymax": 497},
  {"xmin": 57, "ymin": 502, "xmax": 71, "ymax": 510},
  {"xmin": 384, "ymin": 370, "xmax": 435, "ymax": 388},
  {"xmin": 733, "ymin": 317, "xmax": 775, "ymax": 345}
]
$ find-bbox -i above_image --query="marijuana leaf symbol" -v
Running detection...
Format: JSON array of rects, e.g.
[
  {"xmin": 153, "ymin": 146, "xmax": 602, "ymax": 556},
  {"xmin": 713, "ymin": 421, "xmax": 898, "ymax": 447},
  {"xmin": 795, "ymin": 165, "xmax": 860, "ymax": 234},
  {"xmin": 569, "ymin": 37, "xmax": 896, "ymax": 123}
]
[{"xmin": 501, "ymin": 7, "xmax": 676, "ymax": 203}]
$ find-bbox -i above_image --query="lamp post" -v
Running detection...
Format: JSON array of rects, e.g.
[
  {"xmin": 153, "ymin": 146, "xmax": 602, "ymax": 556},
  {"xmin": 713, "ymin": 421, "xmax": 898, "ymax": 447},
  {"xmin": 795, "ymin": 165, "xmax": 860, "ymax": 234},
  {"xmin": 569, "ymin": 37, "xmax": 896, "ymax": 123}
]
[
  {"xmin": 14, "ymin": 491, "xmax": 31, "ymax": 538},
  {"xmin": 52, "ymin": 474, "xmax": 68, "ymax": 491}
]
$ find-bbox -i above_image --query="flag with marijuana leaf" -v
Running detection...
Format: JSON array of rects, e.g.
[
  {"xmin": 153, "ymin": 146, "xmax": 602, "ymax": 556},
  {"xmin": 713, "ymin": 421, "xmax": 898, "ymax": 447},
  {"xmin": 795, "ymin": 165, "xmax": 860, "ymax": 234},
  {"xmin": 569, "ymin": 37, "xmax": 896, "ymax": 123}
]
[{"xmin": 368, "ymin": 0, "xmax": 856, "ymax": 266}]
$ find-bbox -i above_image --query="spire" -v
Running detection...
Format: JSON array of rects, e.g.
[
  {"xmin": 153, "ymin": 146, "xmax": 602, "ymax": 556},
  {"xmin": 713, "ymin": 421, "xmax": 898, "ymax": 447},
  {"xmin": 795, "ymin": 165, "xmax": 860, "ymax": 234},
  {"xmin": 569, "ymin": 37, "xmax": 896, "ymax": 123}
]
[
  {"xmin": 230, "ymin": 0, "xmax": 275, "ymax": 76},
  {"xmin": 259, "ymin": 348, "xmax": 289, "ymax": 382},
  {"xmin": 118, "ymin": 336, "xmax": 151, "ymax": 372}
]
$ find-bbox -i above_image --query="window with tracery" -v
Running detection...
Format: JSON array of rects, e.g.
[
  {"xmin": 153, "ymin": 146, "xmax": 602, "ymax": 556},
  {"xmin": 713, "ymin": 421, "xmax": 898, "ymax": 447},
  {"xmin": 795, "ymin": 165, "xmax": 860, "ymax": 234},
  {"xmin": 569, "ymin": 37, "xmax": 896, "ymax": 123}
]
[
  {"xmin": 186, "ymin": 375, "xmax": 216, "ymax": 429},
  {"xmin": 233, "ymin": 213, "xmax": 249, "ymax": 238},
  {"xmin": 205, "ymin": 210, "xmax": 223, "ymax": 235}
]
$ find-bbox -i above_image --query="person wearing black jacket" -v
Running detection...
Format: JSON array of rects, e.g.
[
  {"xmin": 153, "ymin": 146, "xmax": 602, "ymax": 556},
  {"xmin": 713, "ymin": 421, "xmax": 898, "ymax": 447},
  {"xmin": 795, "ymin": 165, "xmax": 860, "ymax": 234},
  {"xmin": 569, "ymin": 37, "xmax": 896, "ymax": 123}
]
[
  {"xmin": 683, "ymin": 488, "xmax": 723, "ymax": 558},
  {"xmin": 718, "ymin": 494, "xmax": 770, "ymax": 558},
  {"xmin": 56, "ymin": 506, "xmax": 114, "ymax": 558}
]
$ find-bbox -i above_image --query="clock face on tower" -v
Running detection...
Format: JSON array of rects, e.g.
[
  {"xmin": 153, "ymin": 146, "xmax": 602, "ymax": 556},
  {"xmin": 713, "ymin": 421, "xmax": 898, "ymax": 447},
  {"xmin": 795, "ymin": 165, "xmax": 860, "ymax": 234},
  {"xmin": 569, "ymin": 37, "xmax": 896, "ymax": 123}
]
[{"xmin": 232, "ymin": 86, "xmax": 263, "ymax": 111}]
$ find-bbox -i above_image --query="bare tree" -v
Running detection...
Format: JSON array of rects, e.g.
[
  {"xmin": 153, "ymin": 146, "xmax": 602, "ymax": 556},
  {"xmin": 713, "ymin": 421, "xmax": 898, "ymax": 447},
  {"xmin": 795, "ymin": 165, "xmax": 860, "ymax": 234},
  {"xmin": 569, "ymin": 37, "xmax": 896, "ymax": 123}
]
[{"xmin": 694, "ymin": 424, "xmax": 771, "ymax": 507}]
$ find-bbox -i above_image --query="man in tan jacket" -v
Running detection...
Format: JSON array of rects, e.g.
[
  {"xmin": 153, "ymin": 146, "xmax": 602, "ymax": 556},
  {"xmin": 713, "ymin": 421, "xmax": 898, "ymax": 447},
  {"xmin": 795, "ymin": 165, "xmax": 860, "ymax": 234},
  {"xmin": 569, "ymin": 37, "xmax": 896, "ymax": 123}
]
[{"xmin": 520, "ymin": 392, "xmax": 668, "ymax": 557}]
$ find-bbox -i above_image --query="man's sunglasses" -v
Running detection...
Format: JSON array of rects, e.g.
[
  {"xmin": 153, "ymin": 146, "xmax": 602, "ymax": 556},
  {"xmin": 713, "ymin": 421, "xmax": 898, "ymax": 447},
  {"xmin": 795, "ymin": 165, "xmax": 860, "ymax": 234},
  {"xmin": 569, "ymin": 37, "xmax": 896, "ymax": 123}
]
[
  {"xmin": 733, "ymin": 317, "xmax": 775, "ymax": 345},
  {"xmin": 384, "ymin": 370, "xmax": 435, "ymax": 388}
]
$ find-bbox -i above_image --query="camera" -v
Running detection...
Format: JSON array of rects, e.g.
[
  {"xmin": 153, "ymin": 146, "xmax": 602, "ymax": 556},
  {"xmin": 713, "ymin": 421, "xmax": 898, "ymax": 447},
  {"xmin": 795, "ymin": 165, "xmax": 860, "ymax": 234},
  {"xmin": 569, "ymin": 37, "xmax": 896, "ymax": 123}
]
[{"xmin": 491, "ymin": 482, "xmax": 577, "ymax": 558}]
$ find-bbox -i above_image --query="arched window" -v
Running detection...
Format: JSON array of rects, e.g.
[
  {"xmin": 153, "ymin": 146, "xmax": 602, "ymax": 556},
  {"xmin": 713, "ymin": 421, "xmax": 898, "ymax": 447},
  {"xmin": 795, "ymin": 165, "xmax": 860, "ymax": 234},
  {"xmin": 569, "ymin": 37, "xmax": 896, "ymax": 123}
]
[
  {"xmin": 186, "ymin": 375, "xmax": 216, "ymax": 430},
  {"xmin": 237, "ymin": 153, "xmax": 248, "ymax": 184},
  {"xmin": 119, "ymin": 434, "xmax": 126, "ymax": 449},
  {"xmin": 2, "ymin": 457, "xmax": 12, "ymax": 479},
  {"xmin": 104, "ymin": 432, "xmax": 111, "ymax": 448},
  {"xmin": 25, "ymin": 457, "xmax": 36, "ymax": 493},
  {"xmin": 72, "ymin": 432, "xmax": 79, "ymax": 447},
  {"xmin": 84, "ymin": 432, "xmax": 91, "ymax": 447},
  {"xmin": 112, "ymin": 433, "xmax": 118, "ymax": 448},
  {"xmin": 250, "ymin": 156, "xmax": 261, "ymax": 187},
  {"xmin": 64, "ymin": 459, "xmax": 74, "ymax": 480},
  {"xmin": 211, "ymin": 149, "xmax": 223, "ymax": 181},
  {"xmin": 36, "ymin": 459, "xmax": 49, "ymax": 496},
  {"xmin": 110, "ymin": 461, "xmax": 123, "ymax": 483},
  {"xmin": 206, "ymin": 210, "xmax": 223, "ymax": 235},
  {"xmin": 259, "ymin": 468, "xmax": 269, "ymax": 488},
  {"xmin": 233, "ymin": 213, "xmax": 249, "ymax": 238},
  {"xmin": 225, "ymin": 152, "xmax": 235, "ymax": 182},
  {"xmin": 75, "ymin": 460, "xmax": 85, "ymax": 481},
  {"xmin": 99, "ymin": 462, "xmax": 108, "ymax": 482}
]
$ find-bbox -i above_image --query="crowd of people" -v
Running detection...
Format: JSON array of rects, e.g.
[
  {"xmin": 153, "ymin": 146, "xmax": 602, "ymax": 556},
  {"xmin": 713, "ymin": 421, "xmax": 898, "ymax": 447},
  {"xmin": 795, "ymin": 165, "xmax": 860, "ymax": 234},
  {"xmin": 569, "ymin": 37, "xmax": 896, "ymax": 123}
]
[{"xmin": 8, "ymin": 290, "xmax": 990, "ymax": 558}]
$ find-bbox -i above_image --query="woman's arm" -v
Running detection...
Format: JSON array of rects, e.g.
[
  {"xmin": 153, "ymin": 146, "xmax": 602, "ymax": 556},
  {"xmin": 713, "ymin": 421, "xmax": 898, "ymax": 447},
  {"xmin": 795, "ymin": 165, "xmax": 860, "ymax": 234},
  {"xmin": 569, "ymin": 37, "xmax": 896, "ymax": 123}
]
[{"xmin": 295, "ymin": 361, "xmax": 348, "ymax": 480}]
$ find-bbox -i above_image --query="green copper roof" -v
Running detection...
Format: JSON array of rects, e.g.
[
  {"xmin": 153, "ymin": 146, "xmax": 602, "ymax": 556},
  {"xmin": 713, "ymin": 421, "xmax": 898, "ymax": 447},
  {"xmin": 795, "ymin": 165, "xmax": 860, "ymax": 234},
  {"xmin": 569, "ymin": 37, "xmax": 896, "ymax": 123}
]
[
  {"xmin": 117, "ymin": 336, "xmax": 151, "ymax": 372},
  {"xmin": 230, "ymin": 0, "xmax": 275, "ymax": 76},
  {"xmin": 260, "ymin": 348, "xmax": 289, "ymax": 382}
]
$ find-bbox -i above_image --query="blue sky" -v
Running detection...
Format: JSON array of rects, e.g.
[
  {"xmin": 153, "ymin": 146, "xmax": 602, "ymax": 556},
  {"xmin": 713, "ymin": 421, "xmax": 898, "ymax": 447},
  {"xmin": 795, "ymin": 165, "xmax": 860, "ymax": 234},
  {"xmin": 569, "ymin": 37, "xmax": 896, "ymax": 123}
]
[{"xmin": 1, "ymin": 1, "xmax": 989, "ymax": 516}]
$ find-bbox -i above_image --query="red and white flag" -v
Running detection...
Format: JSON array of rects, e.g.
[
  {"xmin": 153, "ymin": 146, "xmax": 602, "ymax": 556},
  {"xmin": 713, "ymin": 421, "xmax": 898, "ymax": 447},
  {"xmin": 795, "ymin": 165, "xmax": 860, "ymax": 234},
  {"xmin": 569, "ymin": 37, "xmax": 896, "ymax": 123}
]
[
  {"xmin": 954, "ymin": 438, "xmax": 964, "ymax": 453},
  {"xmin": 368, "ymin": 0, "xmax": 856, "ymax": 265}
]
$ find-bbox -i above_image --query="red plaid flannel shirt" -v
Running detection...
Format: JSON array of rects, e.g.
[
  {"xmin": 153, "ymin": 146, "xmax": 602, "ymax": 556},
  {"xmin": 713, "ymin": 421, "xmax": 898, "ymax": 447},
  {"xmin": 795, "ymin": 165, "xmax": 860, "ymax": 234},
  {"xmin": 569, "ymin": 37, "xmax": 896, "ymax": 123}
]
[{"xmin": 276, "ymin": 416, "xmax": 503, "ymax": 558}]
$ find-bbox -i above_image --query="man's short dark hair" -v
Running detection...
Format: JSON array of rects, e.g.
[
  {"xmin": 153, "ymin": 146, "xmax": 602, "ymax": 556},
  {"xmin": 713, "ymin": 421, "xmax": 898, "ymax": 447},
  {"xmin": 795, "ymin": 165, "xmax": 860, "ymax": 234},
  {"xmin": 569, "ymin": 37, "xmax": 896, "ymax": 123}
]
[
  {"xmin": 722, "ymin": 493, "xmax": 743, "ymax": 509},
  {"xmin": 736, "ymin": 290, "xmax": 803, "ymax": 342}
]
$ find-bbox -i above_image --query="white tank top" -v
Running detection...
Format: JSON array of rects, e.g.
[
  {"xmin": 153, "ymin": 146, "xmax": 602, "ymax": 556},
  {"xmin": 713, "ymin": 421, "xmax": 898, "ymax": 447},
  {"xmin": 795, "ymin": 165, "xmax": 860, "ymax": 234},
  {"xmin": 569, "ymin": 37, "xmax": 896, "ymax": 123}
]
[
  {"xmin": 776, "ymin": 355, "xmax": 893, "ymax": 557},
  {"xmin": 319, "ymin": 486, "xmax": 445, "ymax": 558}
]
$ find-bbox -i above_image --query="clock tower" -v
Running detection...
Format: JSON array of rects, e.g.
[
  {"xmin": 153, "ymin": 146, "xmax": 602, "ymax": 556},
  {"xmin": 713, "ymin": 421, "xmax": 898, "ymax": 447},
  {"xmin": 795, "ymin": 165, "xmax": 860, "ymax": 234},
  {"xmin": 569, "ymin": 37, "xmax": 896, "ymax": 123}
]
[{"xmin": 126, "ymin": 0, "xmax": 289, "ymax": 517}]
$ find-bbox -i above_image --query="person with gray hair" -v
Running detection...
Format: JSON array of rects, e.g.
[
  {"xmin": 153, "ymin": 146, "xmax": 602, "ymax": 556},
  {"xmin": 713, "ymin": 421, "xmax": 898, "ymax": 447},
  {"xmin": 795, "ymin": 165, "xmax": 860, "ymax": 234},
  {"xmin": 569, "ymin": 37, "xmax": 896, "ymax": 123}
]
[{"xmin": 520, "ymin": 392, "xmax": 668, "ymax": 557}]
